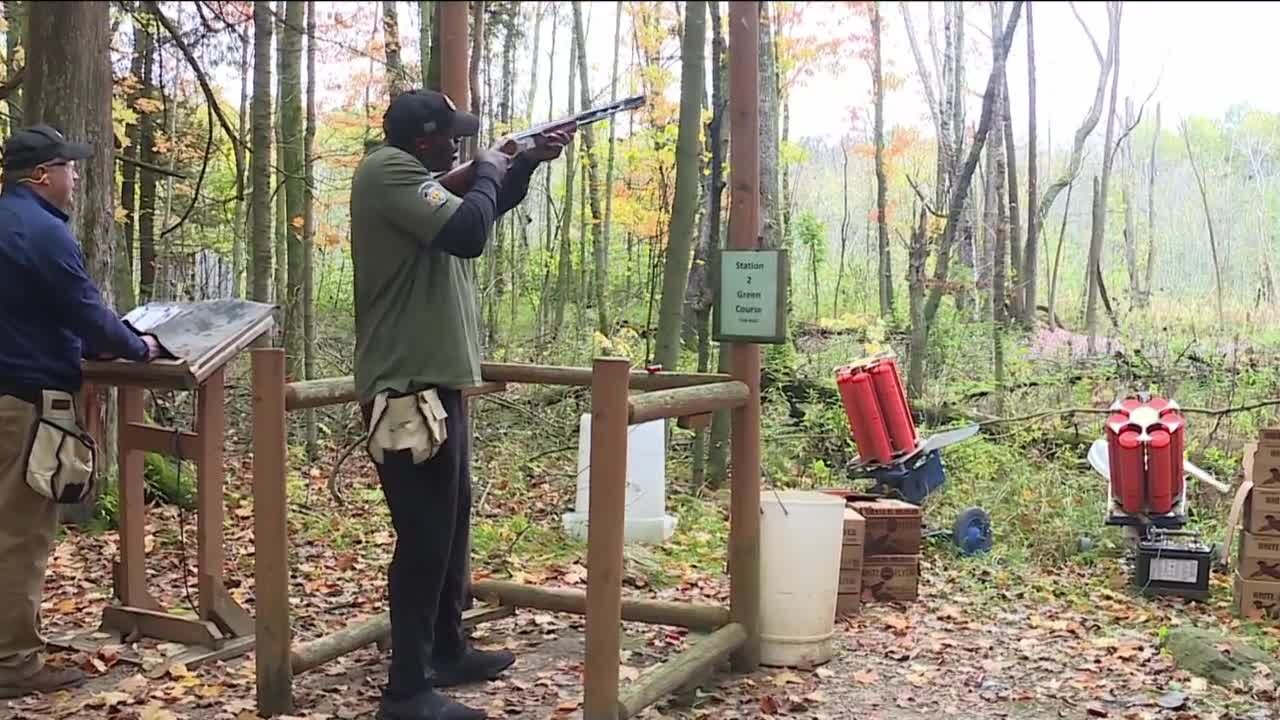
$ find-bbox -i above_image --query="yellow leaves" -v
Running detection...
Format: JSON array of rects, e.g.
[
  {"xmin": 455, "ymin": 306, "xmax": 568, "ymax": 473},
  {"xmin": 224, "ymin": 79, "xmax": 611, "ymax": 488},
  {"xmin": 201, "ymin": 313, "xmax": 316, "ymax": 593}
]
[
  {"xmin": 115, "ymin": 205, "xmax": 129, "ymax": 224},
  {"xmin": 134, "ymin": 96, "xmax": 165, "ymax": 115},
  {"xmin": 140, "ymin": 705, "xmax": 179, "ymax": 720},
  {"xmin": 290, "ymin": 215, "xmax": 305, "ymax": 230}
]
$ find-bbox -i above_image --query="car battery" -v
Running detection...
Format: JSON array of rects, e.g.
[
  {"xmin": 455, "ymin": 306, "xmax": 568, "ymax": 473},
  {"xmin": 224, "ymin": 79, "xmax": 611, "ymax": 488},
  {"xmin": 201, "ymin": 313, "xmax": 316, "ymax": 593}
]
[{"xmin": 1133, "ymin": 529, "xmax": 1213, "ymax": 601}]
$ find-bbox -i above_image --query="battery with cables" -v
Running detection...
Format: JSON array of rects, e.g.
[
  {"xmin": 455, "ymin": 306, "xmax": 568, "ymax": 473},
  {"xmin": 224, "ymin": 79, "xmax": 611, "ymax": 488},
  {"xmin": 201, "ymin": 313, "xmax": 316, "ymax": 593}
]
[{"xmin": 1133, "ymin": 528, "xmax": 1213, "ymax": 601}]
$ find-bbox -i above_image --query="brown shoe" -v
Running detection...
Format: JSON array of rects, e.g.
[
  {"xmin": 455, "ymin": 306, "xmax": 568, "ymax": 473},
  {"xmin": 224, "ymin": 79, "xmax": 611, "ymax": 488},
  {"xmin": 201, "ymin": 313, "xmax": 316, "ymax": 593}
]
[{"xmin": 0, "ymin": 665, "xmax": 87, "ymax": 699}]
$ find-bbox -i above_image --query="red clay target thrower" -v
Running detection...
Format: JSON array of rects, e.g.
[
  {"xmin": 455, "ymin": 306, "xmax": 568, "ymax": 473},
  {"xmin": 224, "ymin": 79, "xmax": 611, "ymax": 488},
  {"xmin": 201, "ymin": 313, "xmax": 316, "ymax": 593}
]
[
  {"xmin": 1086, "ymin": 393, "xmax": 1232, "ymax": 600},
  {"xmin": 835, "ymin": 354, "xmax": 986, "ymax": 555}
]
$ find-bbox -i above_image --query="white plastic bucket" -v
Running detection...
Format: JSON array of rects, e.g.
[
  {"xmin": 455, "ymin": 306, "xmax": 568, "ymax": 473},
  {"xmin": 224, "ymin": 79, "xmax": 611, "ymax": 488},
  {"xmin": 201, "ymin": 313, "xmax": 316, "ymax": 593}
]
[
  {"xmin": 758, "ymin": 490, "xmax": 846, "ymax": 667},
  {"xmin": 561, "ymin": 414, "xmax": 678, "ymax": 545}
]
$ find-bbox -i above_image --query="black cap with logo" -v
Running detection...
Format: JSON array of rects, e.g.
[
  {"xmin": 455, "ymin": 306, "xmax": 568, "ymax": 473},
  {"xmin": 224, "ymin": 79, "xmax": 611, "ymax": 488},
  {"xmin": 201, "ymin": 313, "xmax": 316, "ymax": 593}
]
[
  {"xmin": 383, "ymin": 89, "xmax": 480, "ymax": 145},
  {"xmin": 2, "ymin": 124, "xmax": 93, "ymax": 171}
]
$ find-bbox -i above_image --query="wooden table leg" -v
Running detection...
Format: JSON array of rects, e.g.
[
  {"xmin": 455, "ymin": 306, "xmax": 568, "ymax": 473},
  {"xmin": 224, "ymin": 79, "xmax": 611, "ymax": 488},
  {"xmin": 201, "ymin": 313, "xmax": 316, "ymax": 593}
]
[
  {"xmin": 196, "ymin": 368, "xmax": 226, "ymax": 623},
  {"xmin": 116, "ymin": 385, "xmax": 158, "ymax": 611}
]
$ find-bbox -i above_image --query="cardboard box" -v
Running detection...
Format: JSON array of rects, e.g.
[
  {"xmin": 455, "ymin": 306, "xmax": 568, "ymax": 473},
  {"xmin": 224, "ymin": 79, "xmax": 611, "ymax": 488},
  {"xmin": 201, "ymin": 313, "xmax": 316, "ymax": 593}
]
[
  {"xmin": 840, "ymin": 539, "xmax": 864, "ymax": 571},
  {"xmin": 1234, "ymin": 572, "xmax": 1280, "ymax": 622},
  {"xmin": 838, "ymin": 567, "xmax": 862, "ymax": 594},
  {"xmin": 843, "ymin": 508, "xmax": 866, "ymax": 546},
  {"xmin": 1240, "ymin": 531, "xmax": 1280, "ymax": 582},
  {"xmin": 1250, "ymin": 432, "xmax": 1280, "ymax": 488},
  {"xmin": 860, "ymin": 554, "xmax": 920, "ymax": 603},
  {"xmin": 1248, "ymin": 487, "xmax": 1280, "ymax": 536},
  {"xmin": 836, "ymin": 592, "xmax": 862, "ymax": 616},
  {"xmin": 848, "ymin": 499, "xmax": 922, "ymax": 555}
]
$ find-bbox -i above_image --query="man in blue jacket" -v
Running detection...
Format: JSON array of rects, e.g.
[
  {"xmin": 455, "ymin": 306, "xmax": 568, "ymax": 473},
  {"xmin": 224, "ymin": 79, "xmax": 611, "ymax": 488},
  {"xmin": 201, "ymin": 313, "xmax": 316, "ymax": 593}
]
[{"xmin": 0, "ymin": 124, "xmax": 161, "ymax": 699}]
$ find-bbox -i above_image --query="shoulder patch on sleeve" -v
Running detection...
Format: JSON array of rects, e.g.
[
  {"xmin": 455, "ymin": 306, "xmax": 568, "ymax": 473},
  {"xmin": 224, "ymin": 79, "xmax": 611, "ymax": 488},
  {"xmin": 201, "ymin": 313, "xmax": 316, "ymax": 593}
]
[{"xmin": 418, "ymin": 181, "xmax": 449, "ymax": 209}]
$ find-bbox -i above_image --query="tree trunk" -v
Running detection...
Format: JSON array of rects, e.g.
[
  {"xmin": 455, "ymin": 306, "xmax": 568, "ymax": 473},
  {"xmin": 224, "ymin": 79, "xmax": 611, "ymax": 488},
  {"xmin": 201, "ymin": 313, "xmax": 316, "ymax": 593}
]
[
  {"xmin": 250, "ymin": 0, "xmax": 273, "ymax": 304},
  {"xmin": 1084, "ymin": 2, "xmax": 1121, "ymax": 352},
  {"xmin": 1141, "ymin": 102, "xmax": 1159, "ymax": 307},
  {"xmin": 468, "ymin": 0, "xmax": 483, "ymax": 118},
  {"xmin": 759, "ymin": 2, "xmax": 781, "ymax": 250},
  {"xmin": 1122, "ymin": 96, "xmax": 1139, "ymax": 305},
  {"xmin": 425, "ymin": 1, "xmax": 441, "ymax": 89},
  {"xmin": 1001, "ymin": 71, "xmax": 1021, "ymax": 320},
  {"xmin": 538, "ymin": 5, "xmax": 558, "ymax": 339},
  {"xmin": 383, "ymin": 0, "xmax": 406, "ymax": 97},
  {"xmin": 600, "ymin": 1, "xmax": 621, "ymax": 330},
  {"xmin": 5, "ymin": 0, "xmax": 23, "ymax": 135},
  {"xmin": 1182, "ymin": 121, "xmax": 1223, "ymax": 328},
  {"xmin": 1046, "ymin": 180, "xmax": 1072, "ymax": 330},
  {"xmin": 695, "ymin": 0, "xmax": 727, "ymax": 489},
  {"xmin": 551, "ymin": 20, "xmax": 576, "ymax": 337},
  {"xmin": 233, "ymin": 23, "xmax": 249, "ymax": 298},
  {"xmin": 272, "ymin": 0, "xmax": 286, "ymax": 310},
  {"xmin": 654, "ymin": 0, "xmax": 705, "ymax": 372},
  {"xmin": 282, "ymin": 0, "xmax": 304, "ymax": 378},
  {"xmin": 24, "ymin": 0, "xmax": 118, "ymax": 523},
  {"xmin": 304, "ymin": 0, "xmax": 317, "ymax": 459},
  {"xmin": 871, "ymin": 0, "xmax": 892, "ymax": 317},
  {"xmin": 418, "ymin": 1, "xmax": 431, "ymax": 87},
  {"xmin": 921, "ymin": 1, "xmax": 1023, "ymax": 332},
  {"xmin": 135, "ymin": 6, "xmax": 159, "ymax": 303},
  {"xmin": 1020, "ymin": 0, "xmax": 1038, "ymax": 326},
  {"xmin": 117, "ymin": 8, "xmax": 148, "ymax": 312},
  {"xmin": 835, "ymin": 139, "xmax": 850, "ymax": 316},
  {"xmin": 1035, "ymin": 1, "xmax": 1116, "ymax": 239},
  {"xmin": 571, "ymin": 1, "xmax": 607, "ymax": 335},
  {"xmin": 907, "ymin": 207, "xmax": 928, "ymax": 397}
]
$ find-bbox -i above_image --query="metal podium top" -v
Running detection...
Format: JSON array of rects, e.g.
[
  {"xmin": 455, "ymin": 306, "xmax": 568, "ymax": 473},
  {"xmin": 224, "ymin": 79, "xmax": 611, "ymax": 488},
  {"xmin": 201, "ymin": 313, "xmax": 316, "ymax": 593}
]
[{"xmin": 83, "ymin": 299, "xmax": 277, "ymax": 389}]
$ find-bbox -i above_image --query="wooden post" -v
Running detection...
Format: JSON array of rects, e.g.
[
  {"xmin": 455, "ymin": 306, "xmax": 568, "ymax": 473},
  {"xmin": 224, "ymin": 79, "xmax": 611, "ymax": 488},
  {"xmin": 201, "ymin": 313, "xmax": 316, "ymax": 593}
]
[
  {"xmin": 253, "ymin": 349, "xmax": 293, "ymax": 716},
  {"xmin": 439, "ymin": 1, "xmax": 470, "ymax": 115},
  {"xmin": 116, "ymin": 385, "xmax": 154, "ymax": 609},
  {"xmin": 584, "ymin": 357, "xmax": 631, "ymax": 719},
  {"xmin": 196, "ymin": 367, "xmax": 225, "ymax": 622},
  {"xmin": 727, "ymin": 1, "xmax": 763, "ymax": 673}
]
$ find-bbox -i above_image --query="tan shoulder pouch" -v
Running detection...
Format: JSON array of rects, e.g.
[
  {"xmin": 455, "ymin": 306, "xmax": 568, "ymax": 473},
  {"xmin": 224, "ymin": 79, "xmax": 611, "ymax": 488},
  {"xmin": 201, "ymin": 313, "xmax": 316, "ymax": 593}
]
[
  {"xmin": 25, "ymin": 390, "xmax": 97, "ymax": 504},
  {"xmin": 366, "ymin": 388, "xmax": 449, "ymax": 466}
]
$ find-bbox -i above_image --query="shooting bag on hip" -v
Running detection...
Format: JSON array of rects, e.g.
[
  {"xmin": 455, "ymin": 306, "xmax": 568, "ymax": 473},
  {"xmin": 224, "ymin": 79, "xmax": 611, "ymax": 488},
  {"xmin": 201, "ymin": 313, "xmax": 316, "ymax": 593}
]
[
  {"xmin": 25, "ymin": 389, "xmax": 97, "ymax": 504},
  {"xmin": 366, "ymin": 388, "xmax": 449, "ymax": 466}
]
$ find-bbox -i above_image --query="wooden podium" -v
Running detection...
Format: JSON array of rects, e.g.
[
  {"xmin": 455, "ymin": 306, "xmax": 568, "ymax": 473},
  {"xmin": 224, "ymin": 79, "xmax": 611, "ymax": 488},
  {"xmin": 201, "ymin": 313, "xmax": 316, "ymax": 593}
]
[{"xmin": 80, "ymin": 300, "xmax": 276, "ymax": 664}]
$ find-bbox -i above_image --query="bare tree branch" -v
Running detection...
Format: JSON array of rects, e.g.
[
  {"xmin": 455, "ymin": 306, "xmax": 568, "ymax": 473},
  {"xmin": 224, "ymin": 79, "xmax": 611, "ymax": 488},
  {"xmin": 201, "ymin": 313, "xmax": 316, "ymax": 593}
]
[
  {"xmin": 1068, "ymin": 0, "xmax": 1104, "ymax": 64},
  {"xmin": 143, "ymin": 0, "xmax": 245, "ymax": 159}
]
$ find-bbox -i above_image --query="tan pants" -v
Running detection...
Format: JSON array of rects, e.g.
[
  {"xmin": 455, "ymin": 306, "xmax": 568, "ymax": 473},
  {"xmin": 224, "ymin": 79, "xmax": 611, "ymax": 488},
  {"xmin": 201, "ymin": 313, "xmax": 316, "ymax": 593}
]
[{"xmin": 0, "ymin": 395, "xmax": 56, "ymax": 683}]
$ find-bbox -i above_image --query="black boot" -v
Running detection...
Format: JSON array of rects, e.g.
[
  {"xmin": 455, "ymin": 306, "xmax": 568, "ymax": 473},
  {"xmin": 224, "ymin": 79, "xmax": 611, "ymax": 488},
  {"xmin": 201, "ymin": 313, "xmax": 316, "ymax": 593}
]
[
  {"xmin": 431, "ymin": 648, "xmax": 515, "ymax": 688},
  {"xmin": 377, "ymin": 687, "xmax": 486, "ymax": 720}
]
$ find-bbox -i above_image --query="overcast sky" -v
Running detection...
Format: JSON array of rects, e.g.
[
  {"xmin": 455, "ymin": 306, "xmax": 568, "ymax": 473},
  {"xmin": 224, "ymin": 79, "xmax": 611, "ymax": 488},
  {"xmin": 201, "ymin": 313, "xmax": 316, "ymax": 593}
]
[
  {"xmin": 787, "ymin": 1, "xmax": 1280, "ymax": 144},
  {"xmin": 210, "ymin": 2, "xmax": 1280, "ymax": 151}
]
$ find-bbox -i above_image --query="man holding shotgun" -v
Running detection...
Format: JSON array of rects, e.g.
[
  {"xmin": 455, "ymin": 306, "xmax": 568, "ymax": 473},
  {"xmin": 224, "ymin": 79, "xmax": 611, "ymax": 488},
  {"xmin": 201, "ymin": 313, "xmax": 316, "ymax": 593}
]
[{"xmin": 350, "ymin": 89, "xmax": 573, "ymax": 720}]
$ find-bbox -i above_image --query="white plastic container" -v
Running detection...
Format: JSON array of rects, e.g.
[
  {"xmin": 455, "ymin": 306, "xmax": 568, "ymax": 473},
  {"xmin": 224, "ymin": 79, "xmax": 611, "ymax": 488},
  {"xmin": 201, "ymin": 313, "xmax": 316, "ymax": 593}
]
[
  {"xmin": 561, "ymin": 414, "xmax": 678, "ymax": 545},
  {"xmin": 758, "ymin": 490, "xmax": 846, "ymax": 667}
]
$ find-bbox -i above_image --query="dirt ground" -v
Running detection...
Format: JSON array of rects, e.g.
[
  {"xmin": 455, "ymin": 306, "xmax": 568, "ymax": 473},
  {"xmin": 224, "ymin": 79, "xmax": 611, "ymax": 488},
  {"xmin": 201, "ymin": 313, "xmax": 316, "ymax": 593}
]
[{"xmin": 2, "ymin": 553, "xmax": 1276, "ymax": 720}]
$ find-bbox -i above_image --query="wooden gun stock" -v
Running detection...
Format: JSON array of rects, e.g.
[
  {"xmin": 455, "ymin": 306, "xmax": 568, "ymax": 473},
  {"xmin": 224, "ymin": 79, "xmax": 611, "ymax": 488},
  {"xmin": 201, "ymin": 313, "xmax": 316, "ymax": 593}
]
[{"xmin": 437, "ymin": 162, "xmax": 478, "ymax": 196}]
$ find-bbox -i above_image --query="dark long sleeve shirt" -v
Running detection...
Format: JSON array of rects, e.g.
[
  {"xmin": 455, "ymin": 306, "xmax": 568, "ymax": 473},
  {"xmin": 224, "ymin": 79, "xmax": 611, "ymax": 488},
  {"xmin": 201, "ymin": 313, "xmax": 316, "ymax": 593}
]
[
  {"xmin": 434, "ymin": 154, "xmax": 538, "ymax": 259},
  {"xmin": 0, "ymin": 184, "xmax": 148, "ymax": 396}
]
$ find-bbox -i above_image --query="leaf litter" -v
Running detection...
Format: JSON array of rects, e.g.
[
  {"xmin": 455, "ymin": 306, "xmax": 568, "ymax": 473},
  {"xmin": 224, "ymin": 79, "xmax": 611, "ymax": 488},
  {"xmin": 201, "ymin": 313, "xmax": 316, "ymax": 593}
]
[{"xmin": 5, "ymin": 417, "xmax": 1277, "ymax": 719}]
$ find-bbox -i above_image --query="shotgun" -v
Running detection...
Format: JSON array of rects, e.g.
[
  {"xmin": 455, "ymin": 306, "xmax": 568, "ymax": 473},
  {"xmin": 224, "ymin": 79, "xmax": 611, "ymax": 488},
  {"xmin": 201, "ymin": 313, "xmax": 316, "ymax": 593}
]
[{"xmin": 437, "ymin": 94, "xmax": 646, "ymax": 195}]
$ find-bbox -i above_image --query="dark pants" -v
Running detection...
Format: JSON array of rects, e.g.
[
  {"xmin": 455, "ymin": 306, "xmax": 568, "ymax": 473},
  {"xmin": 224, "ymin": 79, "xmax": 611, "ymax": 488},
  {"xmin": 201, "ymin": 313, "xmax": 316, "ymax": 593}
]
[{"xmin": 368, "ymin": 387, "xmax": 471, "ymax": 700}]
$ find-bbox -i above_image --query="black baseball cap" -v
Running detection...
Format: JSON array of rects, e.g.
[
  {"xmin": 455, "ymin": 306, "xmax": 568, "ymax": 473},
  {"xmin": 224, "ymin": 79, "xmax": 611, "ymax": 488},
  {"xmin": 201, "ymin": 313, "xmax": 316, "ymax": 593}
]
[
  {"xmin": 2, "ymin": 124, "xmax": 93, "ymax": 171},
  {"xmin": 383, "ymin": 89, "xmax": 480, "ymax": 145}
]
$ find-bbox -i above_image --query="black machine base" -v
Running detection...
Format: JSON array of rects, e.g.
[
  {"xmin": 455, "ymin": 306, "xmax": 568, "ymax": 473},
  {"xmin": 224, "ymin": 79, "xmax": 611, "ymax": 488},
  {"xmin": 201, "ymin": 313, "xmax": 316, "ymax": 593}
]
[{"xmin": 1132, "ymin": 529, "xmax": 1213, "ymax": 601}]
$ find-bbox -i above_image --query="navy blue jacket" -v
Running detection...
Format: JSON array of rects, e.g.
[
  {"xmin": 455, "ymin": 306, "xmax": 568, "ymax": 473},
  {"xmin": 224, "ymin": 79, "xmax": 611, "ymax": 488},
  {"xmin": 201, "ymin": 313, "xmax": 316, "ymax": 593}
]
[{"xmin": 0, "ymin": 184, "xmax": 148, "ymax": 394}]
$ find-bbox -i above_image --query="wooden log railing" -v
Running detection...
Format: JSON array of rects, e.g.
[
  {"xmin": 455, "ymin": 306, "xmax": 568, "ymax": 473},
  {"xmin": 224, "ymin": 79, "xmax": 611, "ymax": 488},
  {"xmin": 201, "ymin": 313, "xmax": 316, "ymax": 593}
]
[
  {"xmin": 616, "ymin": 622, "xmax": 747, "ymax": 719},
  {"xmin": 284, "ymin": 363, "xmax": 733, "ymax": 410},
  {"xmin": 289, "ymin": 604, "xmax": 514, "ymax": 675},
  {"xmin": 628, "ymin": 381, "xmax": 750, "ymax": 425},
  {"xmin": 253, "ymin": 350, "xmax": 762, "ymax": 719},
  {"xmin": 470, "ymin": 579, "xmax": 729, "ymax": 632}
]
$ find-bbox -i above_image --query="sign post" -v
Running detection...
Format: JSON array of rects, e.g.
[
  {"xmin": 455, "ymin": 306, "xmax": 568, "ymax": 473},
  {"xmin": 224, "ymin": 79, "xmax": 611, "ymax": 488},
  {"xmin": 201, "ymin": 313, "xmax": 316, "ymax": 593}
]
[{"xmin": 713, "ymin": 248, "xmax": 789, "ymax": 345}]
